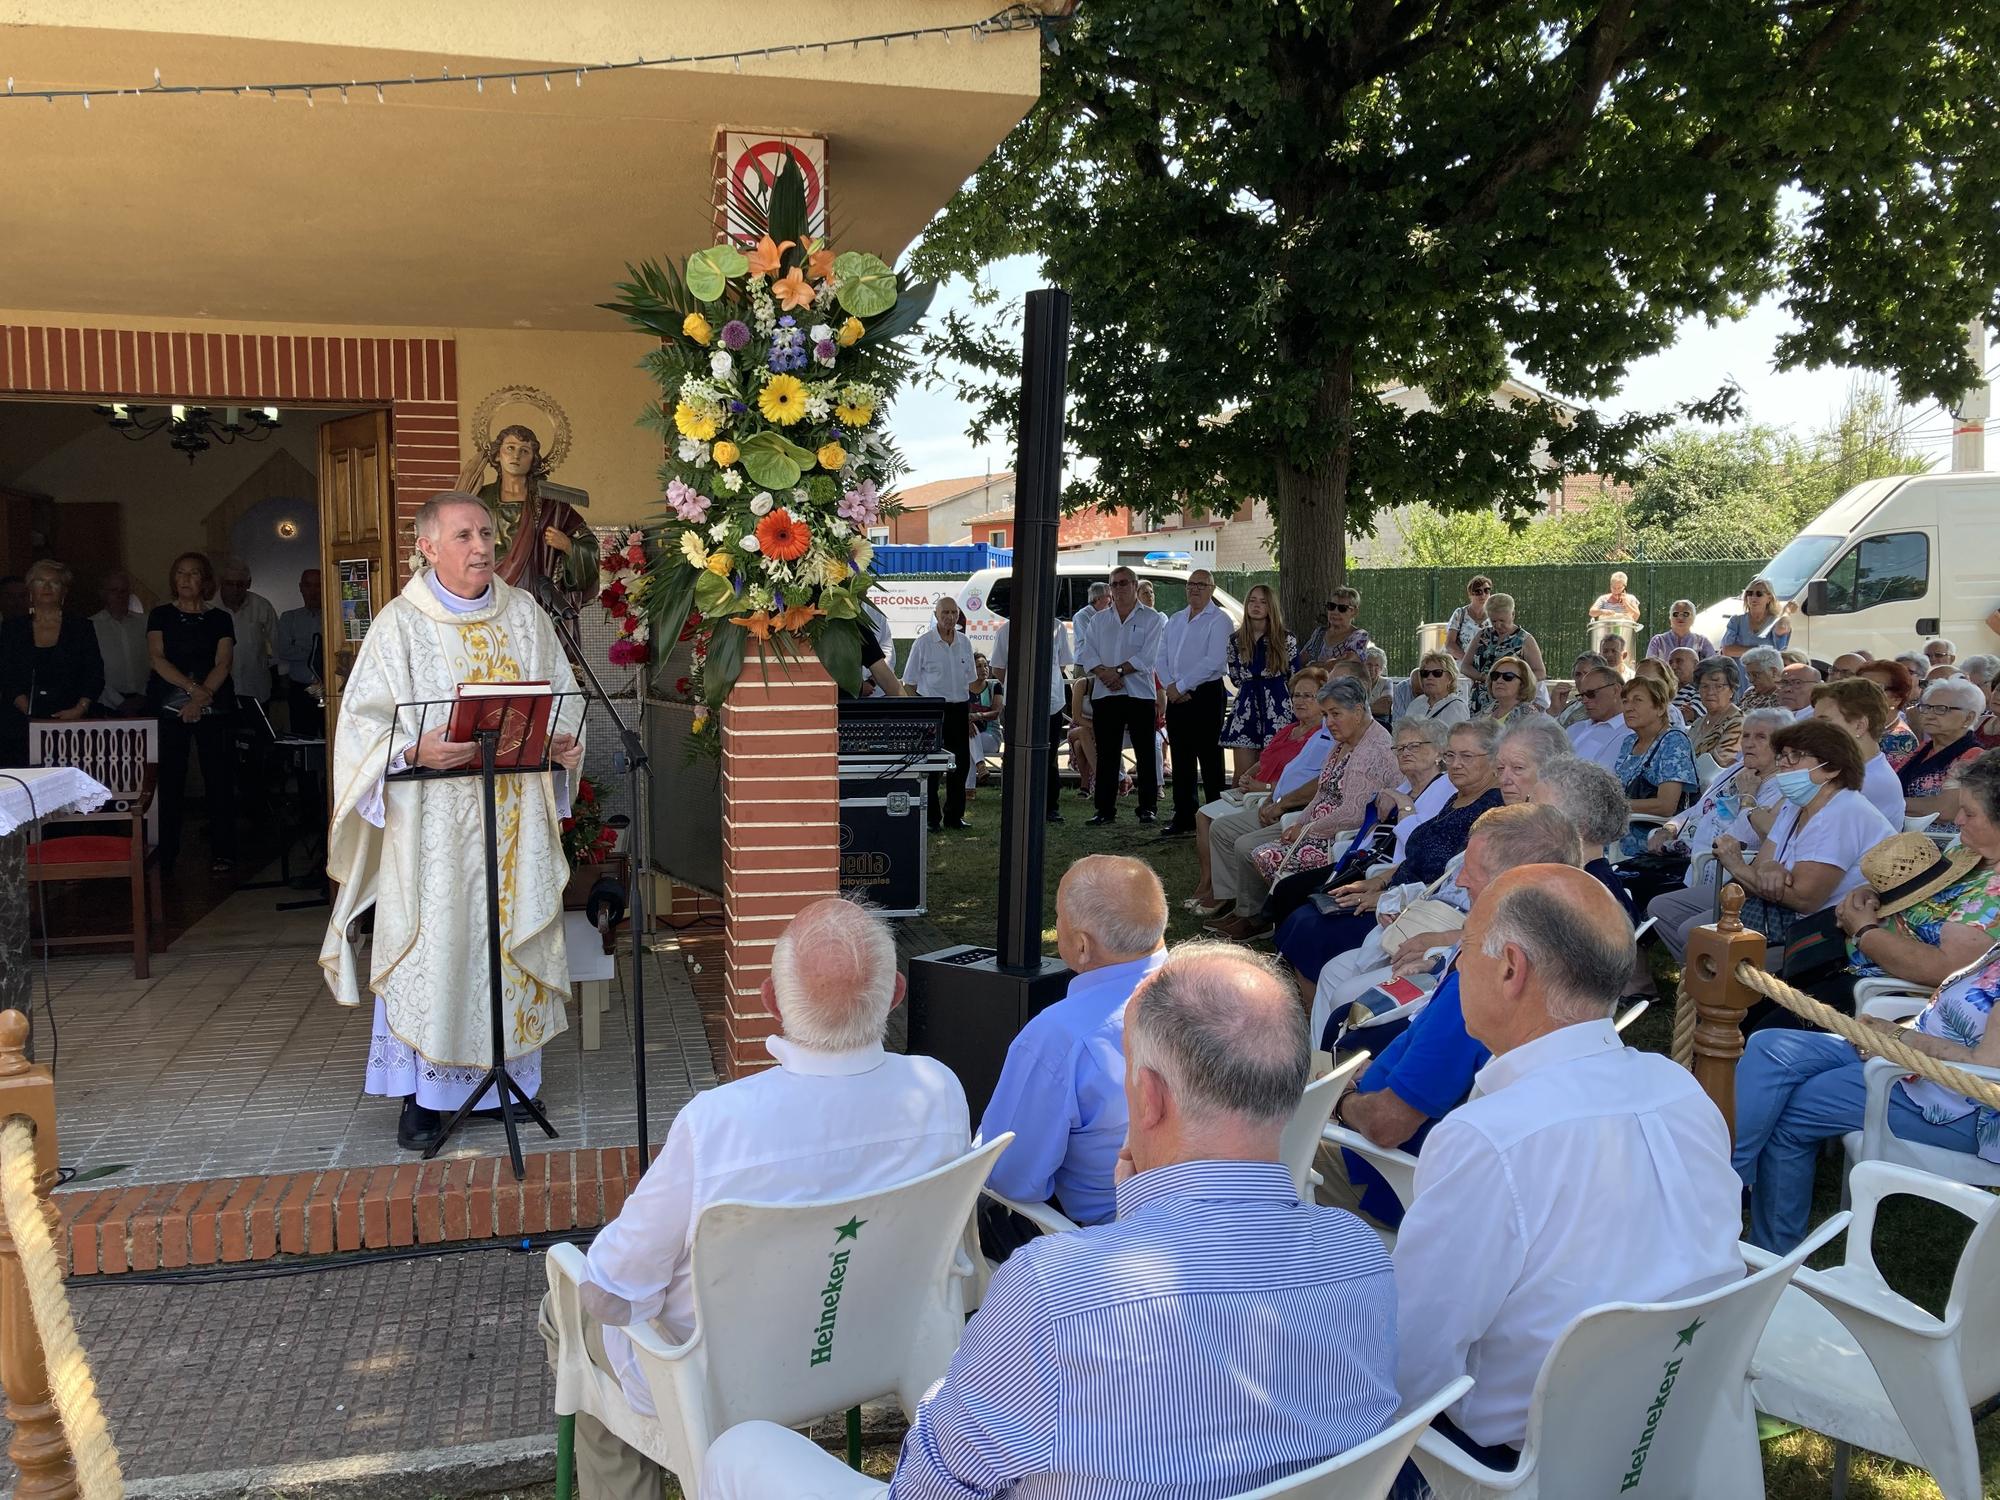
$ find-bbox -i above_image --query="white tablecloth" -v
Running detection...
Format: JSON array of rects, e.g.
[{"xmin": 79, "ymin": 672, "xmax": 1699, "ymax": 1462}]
[{"xmin": 0, "ymin": 766, "xmax": 111, "ymax": 838}]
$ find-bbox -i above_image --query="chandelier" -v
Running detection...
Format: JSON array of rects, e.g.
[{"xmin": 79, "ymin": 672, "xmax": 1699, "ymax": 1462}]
[{"xmin": 91, "ymin": 402, "xmax": 281, "ymax": 462}]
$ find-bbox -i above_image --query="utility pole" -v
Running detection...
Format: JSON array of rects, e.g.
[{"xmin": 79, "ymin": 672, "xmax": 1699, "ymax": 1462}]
[{"xmin": 1952, "ymin": 318, "xmax": 1989, "ymax": 473}]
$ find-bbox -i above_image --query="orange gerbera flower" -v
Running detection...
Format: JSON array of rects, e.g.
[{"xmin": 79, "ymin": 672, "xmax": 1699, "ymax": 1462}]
[
  {"xmin": 771, "ymin": 267, "xmax": 816, "ymax": 311},
  {"xmin": 755, "ymin": 507, "xmax": 812, "ymax": 561},
  {"xmin": 746, "ymin": 234, "xmax": 792, "ymax": 279}
]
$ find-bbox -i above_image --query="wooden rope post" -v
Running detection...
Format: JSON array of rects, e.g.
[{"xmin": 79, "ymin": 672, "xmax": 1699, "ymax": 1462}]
[
  {"xmin": 0, "ymin": 1008, "xmax": 72, "ymax": 1500},
  {"xmin": 1680, "ymin": 885, "xmax": 1765, "ymax": 1143}
]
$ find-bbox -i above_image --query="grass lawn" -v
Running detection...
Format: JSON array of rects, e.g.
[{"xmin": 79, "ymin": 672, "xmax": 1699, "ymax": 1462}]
[{"xmin": 920, "ymin": 785, "xmax": 2000, "ymax": 1500}]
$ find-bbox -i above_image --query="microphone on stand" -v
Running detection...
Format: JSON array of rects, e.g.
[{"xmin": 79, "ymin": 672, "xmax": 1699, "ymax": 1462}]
[{"xmin": 532, "ymin": 571, "xmax": 580, "ymax": 623}]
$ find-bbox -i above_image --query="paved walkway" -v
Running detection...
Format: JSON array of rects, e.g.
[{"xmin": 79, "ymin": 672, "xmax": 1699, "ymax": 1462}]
[{"xmin": 1, "ymin": 1249, "xmax": 558, "ymax": 1496}]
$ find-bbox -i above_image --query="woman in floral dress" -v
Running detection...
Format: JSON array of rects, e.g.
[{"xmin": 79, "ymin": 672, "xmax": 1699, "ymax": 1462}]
[
  {"xmin": 1464, "ymin": 592, "xmax": 1547, "ymax": 715},
  {"xmin": 1219, "ymin": 584, "xmax": 1299, "ymax": 777}
]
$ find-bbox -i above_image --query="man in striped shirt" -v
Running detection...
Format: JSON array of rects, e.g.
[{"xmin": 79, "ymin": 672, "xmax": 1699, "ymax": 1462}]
[{"xmin": 703, "ymin": 943, "xmax": 1400, "ymax": 1499}]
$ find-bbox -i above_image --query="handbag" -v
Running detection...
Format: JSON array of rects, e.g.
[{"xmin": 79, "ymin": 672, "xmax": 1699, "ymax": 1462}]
[
  {"xmin": 1622, "ymin": 735, "xmax": 1688, "ymax": 814},
  {"xmin": 1380, "ymin": 898, "xmax": 1465, "ymax": 951},
  {"xmin": 1774, "ymin": 903, "xmax": 1849, "ymax": 982}
]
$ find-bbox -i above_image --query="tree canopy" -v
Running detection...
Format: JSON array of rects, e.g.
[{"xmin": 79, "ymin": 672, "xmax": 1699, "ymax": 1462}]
[{"xmin": 910, "ymin": 2, "xmax": 1999, "ymax": 625}]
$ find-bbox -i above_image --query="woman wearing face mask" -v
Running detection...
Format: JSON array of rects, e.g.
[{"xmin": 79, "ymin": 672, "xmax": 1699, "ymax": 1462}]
[{"xmin": 1711, "ymin": 718, "xmax": 1898, "ymax": 960}]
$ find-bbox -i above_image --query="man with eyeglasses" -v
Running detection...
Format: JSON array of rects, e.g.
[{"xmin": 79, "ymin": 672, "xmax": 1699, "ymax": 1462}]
[
  {"xmin": 1924, "ymin": 637, "xmax": 1958, "ymax": 670},
  {"xmin": 1078, "ymin": 566, "xmax": 1166, "ymax": 825},
  {"xmin": 1069, "ymin": 581, "xmax": 1112, "ymax": 674},
  {"xmin": 1564, "ymin": 669, "xmax": 1629, "ymax": 772},
  {"xmin": 1160, "ymin": 570, "xmax": 1232, "ymax": 837},
  {"xmin": 1645, "ymin": 599, "xmax": 1715, "ymax": 664}
]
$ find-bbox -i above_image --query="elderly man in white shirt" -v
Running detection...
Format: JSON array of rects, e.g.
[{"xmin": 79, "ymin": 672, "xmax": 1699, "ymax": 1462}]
[
  {"xmin": 1069, "ymin": 580, "xmax": 1111, "ymax": 667},
  {"xmin": 994, "ymin": 611, "xmax": 1074, "ymax": 821},
  {"xmin": 89, "ymin": 567, "xmax": 150, "ymax": 713},
  {"xmin": 902, "ymin": 594, "xmax": 981, "ymax": 831},
  {"xmin": 1160, "ymin": 569, "xmax": 1234, "ymax": 839},
  {"xmin": 1393, "ymin": 865, "xmax": 1742, "ymax": 1472},
  {"xmin": 1079, "ymin": 566, "xmax": 1167, "ymax": 826},
  {"xmin": 1564, "ymin": 667, "xmax": 1630, "ymax": 771},
  {"xmin": 218, "ymin": 557, "xmax": 279, "ymax": 706},
  {"xmin": 540, "ymin": 898, "xmax": 969, "ymax": 1500}
]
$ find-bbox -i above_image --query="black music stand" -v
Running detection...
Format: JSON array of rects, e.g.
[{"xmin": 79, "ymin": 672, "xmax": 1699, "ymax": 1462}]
[{"xmin": 384, "ymin": 690, "xmax": 583, "ymax": 1179}]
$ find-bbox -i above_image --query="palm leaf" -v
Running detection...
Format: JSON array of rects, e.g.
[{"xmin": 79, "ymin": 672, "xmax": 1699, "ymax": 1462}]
[
  {"xmin": 601, "ymin": 258, "xmax": 700, "ymax": 337},
  {"xmin": 858, "ymin": 280, "xmax": 939, "ymax": 349},
  {"xmin": 765, "ymin": 154, "xmax": 811, "ymax": 254},
  {"xmin": 703, "ymin": 619, "xmax": 749, "ymax": 709}
]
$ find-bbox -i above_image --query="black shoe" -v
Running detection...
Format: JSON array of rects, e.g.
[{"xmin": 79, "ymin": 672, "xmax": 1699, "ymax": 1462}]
[
  {"xmin": 1137, "ymin": 810, "xmax": 1158, "ymax": 824},
  {"xmin": 1086, "ymin": 813, "xmax": 1117, "ymax": 826},
  {"xmin": 928, "ymin": 821, "xmax": 944, "ymax": 833},
  {"xmin": 946, "ymin": 819, "xmax": 971, "ymax": 830},
  {"xmin": 1046, "ymin": 811, "xmax": 1064, "ymax": 824},
  {"xmin": 397, "ymin": 1097, "xmax": 443, "ymax": 1152},
  {"xmin": 1157, "ymin": 823, "xmax": 1195, "ymax": 839}
]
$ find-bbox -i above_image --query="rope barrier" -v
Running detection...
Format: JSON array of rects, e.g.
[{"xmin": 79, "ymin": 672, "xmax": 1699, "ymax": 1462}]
[
  {"xmin": 1670, "ymin": 985, "xmax": 1697, "ymax": 1068},
  {"xmin": 1731, "ymin": 962, "xmax": 2000, "ymax": 1112},
  {"xmin": 0, "ymin": 1118, "xmax": 123, "ymax": 1499}
]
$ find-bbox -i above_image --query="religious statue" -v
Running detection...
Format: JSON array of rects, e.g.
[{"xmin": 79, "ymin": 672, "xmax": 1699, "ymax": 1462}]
[
  {"xmin": 456, "ymin": 415, "xmax": 599, "ymax": 609},
  {"xmin": 321, "ymin": 491, "xmax": 585, "ymax": 1150}
]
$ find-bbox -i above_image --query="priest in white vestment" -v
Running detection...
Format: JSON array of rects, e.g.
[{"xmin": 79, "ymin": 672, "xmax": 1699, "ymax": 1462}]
[{"xmin": 320, "ymin": 492, "xmax": 585, "ymax": 1151}]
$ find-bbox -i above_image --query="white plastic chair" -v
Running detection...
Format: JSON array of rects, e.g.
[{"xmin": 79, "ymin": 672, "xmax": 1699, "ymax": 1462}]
[
  {"xmin": 1411, "ymin": 1215, "xmax": 1849, "ymax": 1499},
  {"xmin": 1694, "ymin": 752, "xmax": 1723, "ymax": 790},
  {"xmin": 1282, "ymin": 1052, "xmax": 1369, "ymax": 1197},
  {"xmin": 1835, "ymin": 994, "xmax": 2000, "ymax": 1192},
  {"xmin": 985, "ymin": 1057, "xmax": 1370, "ymax": 1237},
  {"xmin": 1748, "ymin": 1161, "xmax": 2000, "ymax": 1500},
  {"xmin": 1904, "ymin": 811, "xmax": 1939, "ymax": 834},
  {"xmin": 546, "ymin": 1136, "xmax": 1010, "ymax": 1497},
  {"xmin": 1230, "ymin": 1376, "xmax": 1474, "ymax": 1498}
]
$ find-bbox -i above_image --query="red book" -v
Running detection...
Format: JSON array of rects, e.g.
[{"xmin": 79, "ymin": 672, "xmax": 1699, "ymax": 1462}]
[{"xmin": 446, "ymin": 681, "xmax": 555, "ymax": 769}]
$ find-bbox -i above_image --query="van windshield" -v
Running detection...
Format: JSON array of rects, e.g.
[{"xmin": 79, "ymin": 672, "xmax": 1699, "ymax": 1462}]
[{"xmin": 1761, "ymin": 534, "xmax": 1844, "ymax": 602}]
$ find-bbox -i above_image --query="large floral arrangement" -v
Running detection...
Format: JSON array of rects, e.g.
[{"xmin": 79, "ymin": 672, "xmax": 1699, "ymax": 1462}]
[
  {"xmin": 604, "ymin": 156, "xmax": 931, "ymax": 732},
  {"xmin": 560, "ymin": 775, "xmax": 618, "ymax": 868},
  {"xmin": 595, "ymin": 527, "xmax": 652, "ymax": 666}
]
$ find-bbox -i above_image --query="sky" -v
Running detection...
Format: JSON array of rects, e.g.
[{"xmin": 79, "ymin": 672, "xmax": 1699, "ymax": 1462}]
[{"xmin": 893, "ymin": 257, "xmax": 1995, "ymax": 491}]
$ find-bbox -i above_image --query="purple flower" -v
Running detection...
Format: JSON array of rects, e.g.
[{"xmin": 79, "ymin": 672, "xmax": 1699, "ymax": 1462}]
[
  {"xmin": 778, "ymin": 316, "xmax": 796, "ymax": 328},
  {"xmin": 731, "ymin": 400, "xmax": 748, "ymax": 414},
  {"xmin": 719, "ymin": 320, "xmax": 751, "ymax": 350},
  {"xmin": 814, "ymin": 339, "xmax": 837, "ymax": 364},
  {"xmin": 837, "ymin": 479, "xmax": 881, "ymax": 527}
]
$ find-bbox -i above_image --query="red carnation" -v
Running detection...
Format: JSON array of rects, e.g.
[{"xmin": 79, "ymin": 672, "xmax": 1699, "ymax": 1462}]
[
  {"xmin": 621, "ymin": 614, "xmax": 643, "ymax": 635},
  {"xmin": 577, "ymin": 780, "xmax": 596, "ymax": 805},
  {"xmin": 561, "ymin": 816, "xmax": 576, "ymax": 831},
  {"xmin": 675, "ymin": 677, "xmax": 692, "ymax": 696},
  {"xmin": 624, "ymin": 545, "xmax": 646, "ymax": 567}
]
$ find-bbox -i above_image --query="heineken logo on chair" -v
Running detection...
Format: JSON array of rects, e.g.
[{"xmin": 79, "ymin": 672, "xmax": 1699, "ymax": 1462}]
[
  {"xmin": 1619, "ymin": 1317, "xmax": 1702, "ymax": 1492},
  {"xmin": 809, "ymin": 1216, "xmax": 866, "ymax": 1367}
]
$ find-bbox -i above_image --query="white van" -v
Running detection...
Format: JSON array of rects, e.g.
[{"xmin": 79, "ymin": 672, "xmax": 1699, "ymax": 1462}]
[
  {"xmin": 1693, "ymin": 472, "xmax": 2000, "ymax": 663},
  {"xmin": 955, "ymin": 563, "xmax": 1245, "ymax": 656}
]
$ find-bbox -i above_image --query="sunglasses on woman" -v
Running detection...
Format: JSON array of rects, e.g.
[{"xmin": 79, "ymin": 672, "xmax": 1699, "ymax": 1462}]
[
  {"xmin": 1326, "ymin": 602, "xmax": 1354, "ymax": 614},
  {"xmin": 1468, "ymin": 586, "xmax": 1492, "ymax": 595},
  {"xmin": 1488, "ymin": 671, "xmax": 1521, "ymax": 684},
  {"xmin": 1418, "ymin": 668, "xmax": 1448, "ymax": 679}
]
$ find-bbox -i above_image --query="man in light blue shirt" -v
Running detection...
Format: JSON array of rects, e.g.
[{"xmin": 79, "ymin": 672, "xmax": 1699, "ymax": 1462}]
[
  {"xmin": 977, "ymin": 855, "xmax": 1168, "ymax": 1255},
  {"xmin": 703, "ymin": 942, "xmax": 1400, "ymax": 1500}
]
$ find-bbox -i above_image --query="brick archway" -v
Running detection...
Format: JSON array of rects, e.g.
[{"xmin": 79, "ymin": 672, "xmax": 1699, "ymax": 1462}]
[{"xmin": 0, "ymin": 323, "xmax": 461, "ymax": 569}]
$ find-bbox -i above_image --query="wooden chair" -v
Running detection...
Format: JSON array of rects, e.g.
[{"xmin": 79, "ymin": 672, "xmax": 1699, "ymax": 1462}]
[{"xmin": 28, "ymin": 719, "xmax": 162, "ymax": 979}]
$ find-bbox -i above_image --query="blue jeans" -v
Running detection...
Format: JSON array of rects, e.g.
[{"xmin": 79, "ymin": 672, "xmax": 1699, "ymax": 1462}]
[{"xmin": 1733, "ymin": 1029, "xmax": 1979, "ymax": 1252}]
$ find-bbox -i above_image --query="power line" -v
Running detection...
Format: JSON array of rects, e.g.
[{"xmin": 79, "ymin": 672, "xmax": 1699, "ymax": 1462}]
[{"xmin": 0, "ymin": 5, "xmax": 1051, "ymax": 109}]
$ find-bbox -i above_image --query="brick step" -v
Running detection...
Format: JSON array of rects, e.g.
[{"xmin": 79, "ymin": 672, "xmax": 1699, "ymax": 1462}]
[{"xmin": 59, "ymin": 1145, "xmax": 661, "ymax": 1277}]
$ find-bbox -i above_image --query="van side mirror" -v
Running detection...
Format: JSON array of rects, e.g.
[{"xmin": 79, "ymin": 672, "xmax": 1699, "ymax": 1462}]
[{"xmin": 1803, "ymin": 580, "xmax": 1828, "ymax": 617}]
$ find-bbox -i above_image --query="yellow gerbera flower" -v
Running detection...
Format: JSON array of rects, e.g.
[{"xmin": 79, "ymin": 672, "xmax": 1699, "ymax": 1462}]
[
  {"xmin": 849, "ymin": 538, "xmax": 875, "ymax": 571},
  {"xmin": 673, "ymin": 401, "xmax": 718, "ymax": 440},
  {"xmin": 834, "ymin": 402, "xmax": 874, "ymax": 427},
  {"xmin": 678, "ymin": 531, "xmax": 710, "ymax": 570},
  {"xmin": 821, "ymin": 554, "xmax": 851, "ymax": 585},
  {"xmin": 817, "ymin": 442, "xmax": 847, "ymax": 471},
  {"xmin": 711, "ymin": 439, "xmax": 740, "ymax": 467},
  {"xmin": 682, "ymin": 312, "xmax": 712, "ymax": 346},
  {"xmin": 758, "ymin": 374, "xmax": 808, "ymax": 426}
]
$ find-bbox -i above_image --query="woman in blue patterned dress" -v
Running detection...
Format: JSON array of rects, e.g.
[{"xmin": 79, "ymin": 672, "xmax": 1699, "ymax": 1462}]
[
  {"xmin": 1613, "ymin": 676, "xmax": 1698, "ymax": 855},
  {"xmin": 1734, "ymin": 941, "xmax": 2000, "ymax": 1251},
  {"xmin": 1220, "ymin": 584, "xmax": 1299, "ymax": 776}
]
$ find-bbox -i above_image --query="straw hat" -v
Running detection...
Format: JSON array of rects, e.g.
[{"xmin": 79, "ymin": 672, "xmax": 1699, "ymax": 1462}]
[{"xmin": 1861, "ymin": 833, "xmax": 1984, "ymax": 919}]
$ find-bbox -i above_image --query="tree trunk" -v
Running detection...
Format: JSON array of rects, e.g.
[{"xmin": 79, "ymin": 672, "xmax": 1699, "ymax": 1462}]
[{"xmin": 1273, "ymin": 350, "xmax": 1354, "ymax": 634}]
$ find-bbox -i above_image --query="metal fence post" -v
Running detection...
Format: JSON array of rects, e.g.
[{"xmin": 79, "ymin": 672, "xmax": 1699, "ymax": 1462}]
[{"xmin": 0, "ymin": 1009, "xmax": 70, "ymax": 1500}]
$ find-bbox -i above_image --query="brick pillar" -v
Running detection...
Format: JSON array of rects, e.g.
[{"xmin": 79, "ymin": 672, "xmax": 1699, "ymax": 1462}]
[{"xmin": 719, "ymin": 639, "xmax": 840, "ymax": 1077}]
